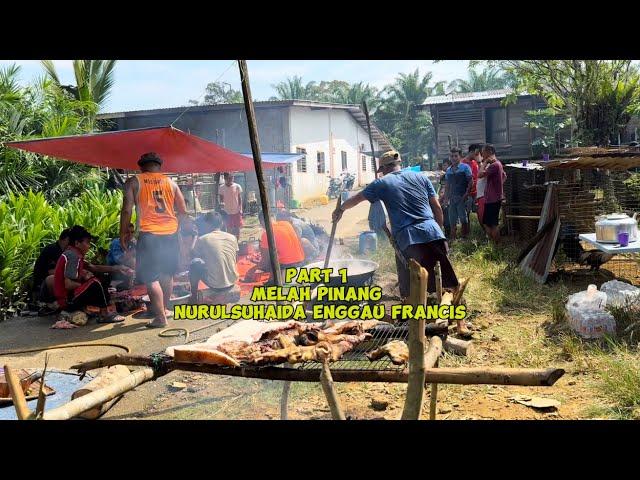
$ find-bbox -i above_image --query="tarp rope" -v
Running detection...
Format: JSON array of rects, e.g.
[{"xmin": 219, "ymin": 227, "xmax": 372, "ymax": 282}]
[{"xmin": 170, "ymin": 60, "xmax": 237, "ymax": 128}]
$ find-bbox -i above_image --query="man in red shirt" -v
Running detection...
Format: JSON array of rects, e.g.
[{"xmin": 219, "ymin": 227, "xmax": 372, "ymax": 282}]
[
  {"xmin": 54, "ymin": 225, "xmax": 130, "ymax": 323},
  {"xmin": 462, "ymin": 144, "xmax": 480, "ymax": 233},
  {"xmin": 478, "ymin": 144, "xmax": 507, "ymax": 243}
]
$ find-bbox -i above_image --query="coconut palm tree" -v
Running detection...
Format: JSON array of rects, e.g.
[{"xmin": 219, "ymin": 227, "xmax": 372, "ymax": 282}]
[
  {"xmin": 0, "ymin": 65, "xmax": 105, "ymax": 199},
  {"xmin": 270, "ymin": 76, "xmax": 319, "ymax": 100},
  {"xmin": 374, "ymin": 69, "xmax": 442, "ymax": 163},
  {"xmin": 41, "ymin": 60, "xmax": 117, "ymax": 108},
  {"xmin": 449, "ymin": 67, "xmax": 510, "ymax": 93}
]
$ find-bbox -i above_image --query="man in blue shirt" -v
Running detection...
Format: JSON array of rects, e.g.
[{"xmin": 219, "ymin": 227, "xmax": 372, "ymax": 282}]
[
  {"xmin": 444, "ymin": 147, "xmax": 473, "ymax": 241},
  {"xmin": 333, "ymin": 150, "xmax": 468, "ymax": 336},
  {"xmin": 107, "ymin": 223, "xmax": 136, "ymax": 284}
]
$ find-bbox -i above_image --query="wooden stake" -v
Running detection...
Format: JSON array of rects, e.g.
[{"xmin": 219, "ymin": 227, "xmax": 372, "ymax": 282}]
[
  {"xmin": 429, "ymin": 367, "xmax": 438, "ymax": 420},
  {"xmin": 238, "ymin": 60, "xmax": 282, "ymax": 287},
  {"xmin": 280, "ymin": 380, "xmax": 291, "ymax": 420},
  {"xmin": 320, "ymin": 362, "xmax": 346, "ymax": 420},
  {"xmin": 402, "ymin": 260, "xmax": 429, "ymax": 420},
  {"xmin": 362, "ymin": 101, "xmax": 378, "ymax": 172},
  {"xmin": 43, "ymin": 368, "xmax": 155, "ymax": 420},
  {"xmin": 324, "ymin": 195, "xmax": 342, "ymax": 269},
  {"xmin": 3, "ymin": 365, "xmax": 32, "ymax": 420},
  {"xmin": 452, "ymin": 277, "xmax": 469, "ymax": 305},
  {"xmin": 35, "ymin": 354, "xmax": 49, "ymax": 419}
]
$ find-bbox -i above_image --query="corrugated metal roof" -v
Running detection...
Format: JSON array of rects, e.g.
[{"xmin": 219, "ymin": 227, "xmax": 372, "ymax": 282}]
[
  {"xmin": 421, "ymin": 89, "xmax": 521, "ymax": 106},
  {"xmin": 98, "ymin": 100, "xmax": 393, "ymax": 152}
]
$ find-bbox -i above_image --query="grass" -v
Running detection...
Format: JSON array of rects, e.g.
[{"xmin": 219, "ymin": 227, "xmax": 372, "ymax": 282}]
[{"xmin": 367, "ymin": 218, "xmax": 640, "ymax": 419}]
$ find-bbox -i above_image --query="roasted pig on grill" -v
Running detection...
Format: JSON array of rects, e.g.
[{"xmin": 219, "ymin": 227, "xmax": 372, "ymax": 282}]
[
  {"xmin": 167, "ymin": 319, "xmax": 379, "ymax": 367},
  {"xmin": 366, "ymin": 340, "xmax": 409, "ymax": 365}
]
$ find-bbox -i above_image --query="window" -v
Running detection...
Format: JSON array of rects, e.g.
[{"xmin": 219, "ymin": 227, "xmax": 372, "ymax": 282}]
[
  {"xmin": 317, "ymin": 152, "xmax": 325, "ymax": 174},
  {"xmin": 371, "ymin": 157, "xmax": 376, "ymax": 172},
  {"xmin": 341, "ymin": 151, "xmax": 348, "ymax": 171},
  {"xmin": 361, "ymin": 155, "xmax": 367, "ymax": 171},
  {"xmin": 485, "ymin": 107, "xmax": 508, "ymax": 144},
  {"xmin": 296, "ymin": 147, "xmax": 307, "ymax": 173}
]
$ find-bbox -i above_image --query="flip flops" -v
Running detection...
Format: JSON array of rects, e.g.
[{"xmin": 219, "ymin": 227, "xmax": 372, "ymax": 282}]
[{"xmin": 97, "ymin": 313, "xmax": 125, "ymax": 324}]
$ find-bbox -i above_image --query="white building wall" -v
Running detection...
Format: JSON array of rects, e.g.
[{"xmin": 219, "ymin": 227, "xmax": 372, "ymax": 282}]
[{"xmin": 288, "ymin": 107, "xmax": 380, "ymax": 203}]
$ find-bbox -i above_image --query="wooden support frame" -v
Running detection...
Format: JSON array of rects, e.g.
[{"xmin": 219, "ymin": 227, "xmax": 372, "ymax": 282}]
[{"xmin": 401, "ymin": 260, "xmax": 430, "ymax": 420}]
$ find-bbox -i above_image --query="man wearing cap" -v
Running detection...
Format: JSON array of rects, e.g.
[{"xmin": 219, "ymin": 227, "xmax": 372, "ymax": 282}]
[
  {"xmin": 120, "ymin": 152, "xmax": 188, "ymax": 328},
  {"xmin": 333, "ymin": 150, "xmax": 469, "ymax": 336},
  {"xmin": 53, "ymin": 225, "xmax": 130, "ymax": 323}
]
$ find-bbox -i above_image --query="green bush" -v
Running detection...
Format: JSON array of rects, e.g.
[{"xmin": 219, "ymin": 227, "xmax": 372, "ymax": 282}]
[{"xmin": 0, "ymin": 186, "xmax": 123, "ymax": 320}]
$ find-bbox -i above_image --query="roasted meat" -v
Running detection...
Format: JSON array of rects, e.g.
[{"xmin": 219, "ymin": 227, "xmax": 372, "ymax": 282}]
[{"xmin": 366, "ymin": 340, "xmax": 409, "ymax": 365}]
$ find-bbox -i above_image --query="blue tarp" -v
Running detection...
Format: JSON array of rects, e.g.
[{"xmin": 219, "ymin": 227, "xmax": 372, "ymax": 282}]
[
  {"xmin": 241, "ymin": 153, "xmax": 305, "ymax": 165},
  {"xmin": 402, "ymin": 165, "xmax": 421, "ymax": 172},
  {"xmin": 0, "ymin": 369, "xmax": 93, "ymax": 420}
]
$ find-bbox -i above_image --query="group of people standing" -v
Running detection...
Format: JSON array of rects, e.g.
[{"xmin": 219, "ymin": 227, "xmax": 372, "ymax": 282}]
[{"xmin": 439, "ymin": 143, "xmax": 506, "ymax": 243}]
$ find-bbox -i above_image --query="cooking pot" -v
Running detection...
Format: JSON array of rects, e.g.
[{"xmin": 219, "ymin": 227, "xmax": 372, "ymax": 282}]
[
  {"xmin": 595, "ymin": 213, "xmax": 638, "ymax": 243},
  {"xmin": 299, "ymin": 259, "xmax": 379, "ymax": 287}
]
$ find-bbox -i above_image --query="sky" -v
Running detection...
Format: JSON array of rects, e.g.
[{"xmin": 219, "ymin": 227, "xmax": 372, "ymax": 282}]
[{"xmin": 0, "ymin": 60, "xmax": 471, "ymax": 113}]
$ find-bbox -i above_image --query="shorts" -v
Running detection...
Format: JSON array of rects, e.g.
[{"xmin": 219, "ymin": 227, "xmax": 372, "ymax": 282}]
[
  {"xmin": 136, "ymin": 232, "xmax": 179, "ymax": 284},
  {"xmin": 448, "ymin": 197, "xmax": 468, "ymax": 226},
  {"xmin": 483, "ymin": 201, "xmax": 502, "ymax": 227},
  {"xmin": 225, "ymin": 213, "xmax": 244, "ymax": 230},
  {"xmin": 477, "ymin": 197, "xmax": 485, "ymax": 224}
]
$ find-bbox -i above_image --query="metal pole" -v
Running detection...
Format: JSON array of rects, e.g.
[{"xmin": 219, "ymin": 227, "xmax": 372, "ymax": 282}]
[{"xmin": 238, "ymin": 60, "xmax": 282, "ymax": 286}]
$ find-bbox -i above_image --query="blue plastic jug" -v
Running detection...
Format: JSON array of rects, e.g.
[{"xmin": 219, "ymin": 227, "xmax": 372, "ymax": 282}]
[{"xmin": 359, "ymin": 231, "xmax": 378, "ymax": 254}]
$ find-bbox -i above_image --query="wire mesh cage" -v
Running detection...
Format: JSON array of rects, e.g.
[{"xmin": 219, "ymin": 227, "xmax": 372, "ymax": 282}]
[{"xmin": 507, "ymin": 163, "xmax": 640, "ymax": 284}]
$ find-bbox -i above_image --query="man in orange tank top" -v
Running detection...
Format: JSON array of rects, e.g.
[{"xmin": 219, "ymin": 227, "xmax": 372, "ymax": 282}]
[{"xmin": 119, "ymin": 152, "xmax": 188, "ymax": 328}]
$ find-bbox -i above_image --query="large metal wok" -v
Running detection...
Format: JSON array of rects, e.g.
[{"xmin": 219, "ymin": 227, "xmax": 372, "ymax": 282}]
[{"xmin": 300, "ymin": 259, "xmax": 379, "ymax": 287}]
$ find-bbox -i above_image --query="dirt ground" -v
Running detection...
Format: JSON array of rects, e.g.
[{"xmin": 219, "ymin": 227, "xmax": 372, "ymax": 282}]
[{"xmin": 0, "ymin": 197, "xmax": 628, "ymax": 420}]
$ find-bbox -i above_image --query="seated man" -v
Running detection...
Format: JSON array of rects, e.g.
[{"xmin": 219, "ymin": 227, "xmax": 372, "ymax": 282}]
[
  {"xmin": 189, "ymin": 212, "xmax": 240, "ymax": 303},
  {"xmin": 249, "ymin": 212, "xmax": 305, "ymax": 281},
  {"xmin": 32, "ymin": 227, "xmax": 71, "ymax": 307},
  {"xmin": 106, "ymin": 222, "xmax": 137, "ymax": 285},
  {"xmin": 53, "ymin": 225, "xmax": 130, "ymax": 323}
]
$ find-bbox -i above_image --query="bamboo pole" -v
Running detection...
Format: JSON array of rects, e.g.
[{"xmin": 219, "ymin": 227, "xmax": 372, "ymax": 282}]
[
  {"xmin": 43, "ymin": 368, "xmax": 155, "ymax": 420},
  {"xmin": 320, "ymin": 362, "xmax": 346, "ymax": 420},
  {"xmin": 238, "ymin": 60, "xmax": 282, "ymax": 287},
  {"xmin": 401, "ymin": 260, "xmax": 429, "ymax": 420},
  {"xmin": 3, "ymin": 365, "xmax": 32, "ymax": 420},
  {"xmin": 71, "ymin": 365, "xmax": 132, "ymax": 420}
]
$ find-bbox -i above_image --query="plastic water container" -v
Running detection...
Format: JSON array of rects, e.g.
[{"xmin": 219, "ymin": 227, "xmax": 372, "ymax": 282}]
[
  {"xmin": 565, "ymin": 284, "xmax": 616, "ymax": 339},
  {"xmin": 600, "ymin": 280, "xmax": 640, "ymax": 307},
  {"xmin": 359, "ymin": 231, "xmax": 378, "ymax": 254}
]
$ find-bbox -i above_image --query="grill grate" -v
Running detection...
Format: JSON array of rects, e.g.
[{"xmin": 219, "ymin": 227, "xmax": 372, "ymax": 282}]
[{"xmin": 166, "ymin": 320, "xmax": 411, "ymax": 373}]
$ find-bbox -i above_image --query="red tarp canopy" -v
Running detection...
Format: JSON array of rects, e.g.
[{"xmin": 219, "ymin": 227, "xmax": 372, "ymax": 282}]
[{"xmin": 6, "ymin": 126, "xmax": 284, "ymax": 173}]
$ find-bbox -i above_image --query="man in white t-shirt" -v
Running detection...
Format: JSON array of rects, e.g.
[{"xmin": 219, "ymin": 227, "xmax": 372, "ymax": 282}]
[
  {"xmin": 189, "ymin": 212, "xmax": 239, "ymax": 303},
  {"xmin": 218, "ymin": 172, "xmax": 243, "ymax": 239}
]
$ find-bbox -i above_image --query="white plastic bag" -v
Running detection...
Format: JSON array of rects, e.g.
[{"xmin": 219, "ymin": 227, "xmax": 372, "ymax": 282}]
[
  {"xmin": 565, "ymin": 285, "xmax": 616, "ymax": 339},
  {"xmin": 600, "ymin": 280, "xmax": 640, "ymax": 308}
]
